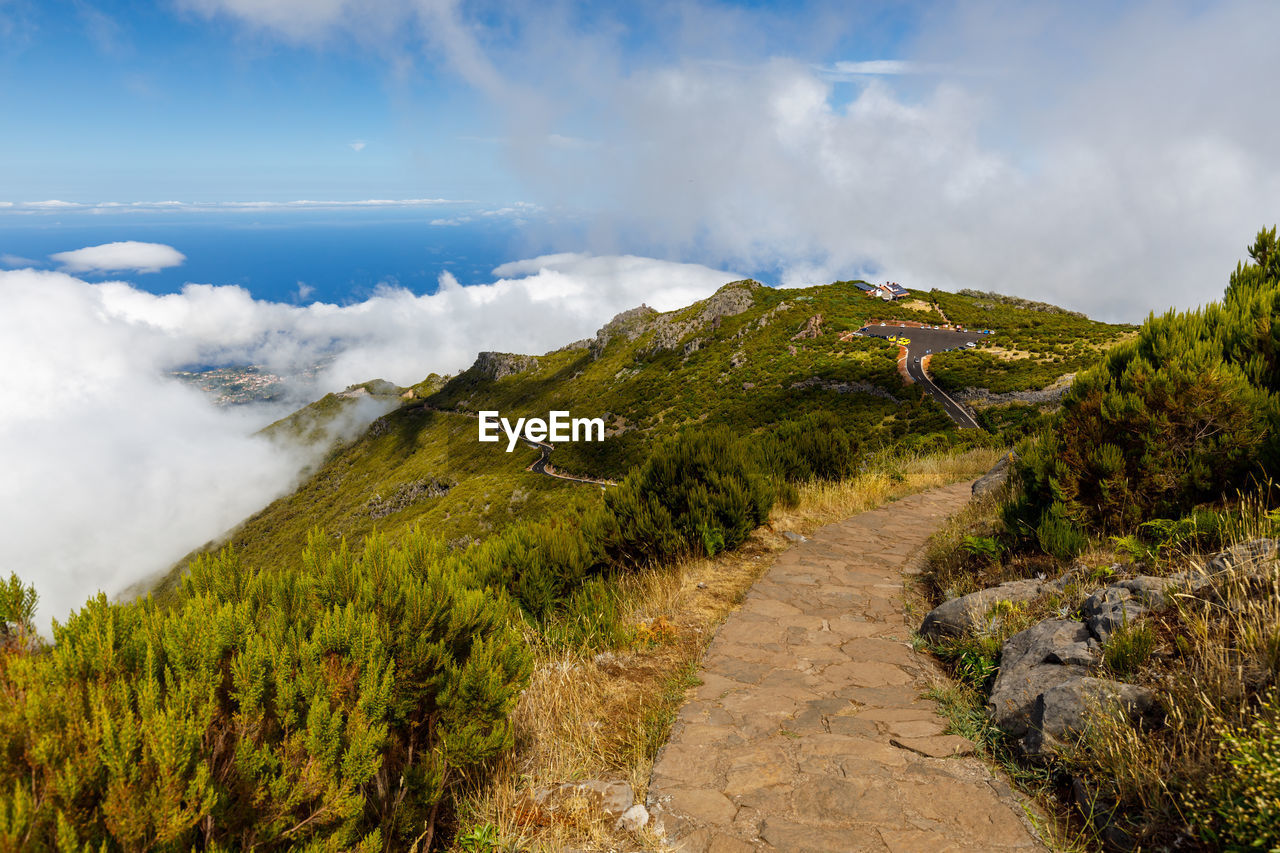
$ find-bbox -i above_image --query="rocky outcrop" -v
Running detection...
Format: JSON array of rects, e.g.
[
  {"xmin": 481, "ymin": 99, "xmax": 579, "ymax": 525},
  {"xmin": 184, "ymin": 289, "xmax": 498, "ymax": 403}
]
[
  {"xmin": 643, "ymin": 280, "xmax": 762, "ymax": 354},
  {"xmin": 588, "ymin": 305, "xmax": 658, "ymax": 358},
  {"xmin": 788, "ymin": 377, "xmax": 901, "ymax": 402},
  {"xmin": 366, "ymin": 478, "xmax": 451, "ymax": 519},
  {"xmin": 792, "ymin": 314, "xmax": 823, "ymax": 340},
  {"xmin": 1079, "ymin": 576, "xmax": 1179, "ymax": 643},
  {"xmin": 987, "ymin": 620, "xmax": 1100, "ymax": 739},
  {"xmin": 919, "ymin": 578, "xmax": 1048, "ymax": 640},
  {"xmin": 1200, "ymin": 537, "xmax": 1278, "ymax": 577},
  {"xmin": 972, "ymin": 450, "xmax": 1019, "ymax": 499},
  {"xmin": 1023, "ymin": 677, "xmax": 1160, "ymax": 756},
  {"xmin": 470, "ymin": 351, "xmax": 539, "ymax": 380},
  {"xmin": 957, "ymin": 374, "xmax": 1076, "ymax": 408}
]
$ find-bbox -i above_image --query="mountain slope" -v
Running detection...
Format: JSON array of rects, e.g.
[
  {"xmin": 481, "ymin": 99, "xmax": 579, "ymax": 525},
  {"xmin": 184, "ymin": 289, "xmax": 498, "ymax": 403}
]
[{"xmin": 159, "ymin": 278, "xmax": 1131, "ymax": 588}]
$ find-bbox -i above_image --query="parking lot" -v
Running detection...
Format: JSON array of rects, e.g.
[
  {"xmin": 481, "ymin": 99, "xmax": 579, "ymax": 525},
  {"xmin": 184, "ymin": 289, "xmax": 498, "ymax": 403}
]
[{"xmin": 854, "ymin": 322, "xmax": 987, "ymax": 428}]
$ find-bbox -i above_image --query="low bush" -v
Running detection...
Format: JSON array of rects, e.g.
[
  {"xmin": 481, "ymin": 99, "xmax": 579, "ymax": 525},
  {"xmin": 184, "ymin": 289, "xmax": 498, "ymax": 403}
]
[
  {"xmin": 1010, "ymin": 227, "xmax": 1280, "ymax": 539},
  {"xmin": 1196, "ymin": 693, "xmax": 1280, "ymax": 850},
  {"xmin": 0, "ymin": 532, "xmax": 531, "ymax": 851},
  {"xmin": 1102, "ymin": 621, "xmax": 1158, "ymax": 678},
  {"xmin": 604, "ymin": 427, "xmax": 774, "ymax": 566}
]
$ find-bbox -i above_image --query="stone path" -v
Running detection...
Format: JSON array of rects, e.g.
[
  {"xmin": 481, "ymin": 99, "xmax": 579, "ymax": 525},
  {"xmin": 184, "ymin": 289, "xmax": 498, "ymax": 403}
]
[{"xmin": 647, "ymin": 482, "xmax": 1045, "ymax": 852}]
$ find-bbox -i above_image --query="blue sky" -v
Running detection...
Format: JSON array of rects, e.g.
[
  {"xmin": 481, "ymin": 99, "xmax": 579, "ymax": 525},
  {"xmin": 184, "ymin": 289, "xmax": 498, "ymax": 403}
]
[
  {"xmin": 1, "ymin": 1, "xmax": 482, "ymax": 201},
  {"xmin": 2, "ymin": 1, "xmax": 1279, "ymax": 320},
  {"xmin": 0, "ymin": 0, "xmax": 914, "ymax": 204}
]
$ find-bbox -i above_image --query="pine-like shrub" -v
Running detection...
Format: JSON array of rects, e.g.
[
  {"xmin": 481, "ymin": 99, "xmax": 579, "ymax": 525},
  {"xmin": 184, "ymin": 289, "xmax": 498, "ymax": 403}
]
[
  {"xmin": 0, "ymin": 530, "xmax": 531, "ymax": 851},
  {"xmin": 1011, "ymin": 227, "xmax": 1280, "ymax": 537},
  {"xmin": 604, "ymin": 427, "xmax": 774, "ymax": 565},
  {"xmin": 758, "ymin": 412, "xmax": 859, "ymax": 483}
]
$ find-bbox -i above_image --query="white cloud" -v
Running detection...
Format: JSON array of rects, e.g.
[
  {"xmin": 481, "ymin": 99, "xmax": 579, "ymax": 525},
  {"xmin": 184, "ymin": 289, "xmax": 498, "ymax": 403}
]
[
  {"xmin": 0, "ymin": 253, "xmax": 736, "ymax": 628},
  {"xmin": 349, "ymin": 140, "xmax": 367, "ymax": 151},
  {"xmin": 50, "ymin": 241, "xmax": 186, "ymax": 274},
  {"xmin": 158, "ymin": 3, "xmax": 1280, "ymax": 322},
  {"xmin": 0, "ymin": 253, "xmax": 41, "ymax": 268},
  {"xmin": 822, "ymin": 60, "xmax": 944, "ymax": 77}
]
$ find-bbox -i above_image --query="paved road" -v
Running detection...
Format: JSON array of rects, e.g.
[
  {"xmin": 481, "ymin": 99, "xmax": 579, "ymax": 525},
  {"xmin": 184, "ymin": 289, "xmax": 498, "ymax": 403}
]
[
  {"xmin": 647, "ymin": 483, "xmax": 1045, "ymax": 851},
  {"xmin": 526, "ymin": 441, "xmax": 615, "ymax": 486},
  {"xmin": 857, "ymin": 324, "xmax": 984, "ymax": 430}
]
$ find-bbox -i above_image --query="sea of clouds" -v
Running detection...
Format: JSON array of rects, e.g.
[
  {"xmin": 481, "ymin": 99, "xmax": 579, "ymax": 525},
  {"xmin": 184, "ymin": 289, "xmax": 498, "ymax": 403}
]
[{"xmin": 0, "ymin": 247, "xmax": 737, "ymax": 629}]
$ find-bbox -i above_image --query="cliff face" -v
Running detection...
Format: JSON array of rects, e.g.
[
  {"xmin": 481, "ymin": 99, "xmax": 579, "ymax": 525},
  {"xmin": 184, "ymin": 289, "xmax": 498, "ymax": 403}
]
[
  {"xmin": 589, "ymin": 305, "xmax": 659, "ymax": 359},
  {"xmin": 471, "ymin": 351, "xmax": 540, "ymax": 380},
  {"xmin": 642, "ymin": 279, "xmax": 763, "ymax": 355}
]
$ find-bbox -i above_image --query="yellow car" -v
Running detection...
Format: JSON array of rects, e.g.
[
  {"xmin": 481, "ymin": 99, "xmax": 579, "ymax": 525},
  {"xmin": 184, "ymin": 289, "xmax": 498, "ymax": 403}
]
[{"xmin": 898, "ymin": 337, "xmax": 911, "ymax": 345}]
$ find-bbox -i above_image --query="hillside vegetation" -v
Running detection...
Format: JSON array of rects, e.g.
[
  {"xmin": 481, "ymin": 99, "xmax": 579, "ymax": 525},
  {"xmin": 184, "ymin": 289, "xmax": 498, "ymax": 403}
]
[
  {"xmin": 173, "ymin": 279, "xmax": 1128, "ymax": 583},
  {"xmin": 927, "ymin": 289, "xmax": 1135, "ymax": 394},
  {"xmin": 918, "ymin": 227, "xmax": 1280, "ymax": 850},
  {"xmin": 0, "ymin": 274, "xmax": 1128, "ymax": 850}
]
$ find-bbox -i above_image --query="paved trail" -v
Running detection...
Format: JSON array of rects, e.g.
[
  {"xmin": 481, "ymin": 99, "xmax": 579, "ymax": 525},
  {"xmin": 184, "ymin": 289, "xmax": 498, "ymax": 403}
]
[{"xmin": 647, "ymin": 482, "xmax": 1045, "ymax": 852}]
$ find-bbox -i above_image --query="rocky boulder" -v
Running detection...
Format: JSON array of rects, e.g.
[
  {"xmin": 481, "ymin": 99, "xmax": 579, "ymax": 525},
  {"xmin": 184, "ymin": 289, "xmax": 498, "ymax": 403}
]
[
  {"xmin": 1023, "ymin": 676, "xmax": 1160, "ymax": 756},
  {"xmin": 1080, "ymin": 587, "xmax": 1148, "ymax": 644},
  {"xmin": 532, "ymin": 778, "xmax": 634, "ymax": 821},
  {"xmin": 470, "ymin": 351, "xmax": 539, "ymax": 380},
  {"xmin": 972, "ymin": 450, "xmax": 1019, "ymax": 499},
  {"xmin": 792, "ymin": 314, "xmax": 823, "ymax": 340},
  {"xmin": 920, "ymin": 578, "xmax": 1047, "ymax": 640},
  {"xmin": 988, "ymin": 620, "xmax": 1099, "ymax": 739},
  {"xmin": 1202, "ymin": 537, "xmax": 1278, "ymax": 577}
]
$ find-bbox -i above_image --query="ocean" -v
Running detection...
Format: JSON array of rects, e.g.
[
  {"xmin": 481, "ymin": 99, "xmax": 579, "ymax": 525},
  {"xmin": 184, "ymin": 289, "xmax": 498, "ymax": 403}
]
[{"xmin": 0, "ymin": 208, "xmax": 570, "ymax": 303}]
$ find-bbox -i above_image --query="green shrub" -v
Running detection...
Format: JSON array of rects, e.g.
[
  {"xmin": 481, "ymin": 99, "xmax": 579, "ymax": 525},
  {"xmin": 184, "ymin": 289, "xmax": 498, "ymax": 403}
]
[
  {"xmin": 1034, "ymin": 504, "xmax": 1089, "ymax": 560},
  {"xmin": 1103, "ymin": 621, "xmax": 1158, "ymax": 678},
  {"xmin": 757, "ymin": 412, "xmax": 859, "ymax": 483},
  {"xmin": 961, "ymin": 535, "xmax": 1004, "ymax": 564},
  {"xmin": 464, "ymin": 507, "xmax": 607, "ymax": 618},
  {"xmin": 0, "ymin": 531, "xmax": 531, "ymax": 851},
  {"xmin": 1195, "ymin": 693, "xmax": 1280, "ymax": 850},
  {"xmin": 604, "ymin": 428, "xmax": 774, "ymax": 565},
  {"xmin": 1011, "ymin": 227, "xmax": 1280, "ymax": 538}
]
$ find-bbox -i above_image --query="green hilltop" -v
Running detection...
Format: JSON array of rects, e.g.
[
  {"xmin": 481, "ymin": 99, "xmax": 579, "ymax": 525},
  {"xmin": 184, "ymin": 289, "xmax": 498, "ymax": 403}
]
[{"xmin": 159, "ymin": 278, "xmax": 1132, "ymax": 589}]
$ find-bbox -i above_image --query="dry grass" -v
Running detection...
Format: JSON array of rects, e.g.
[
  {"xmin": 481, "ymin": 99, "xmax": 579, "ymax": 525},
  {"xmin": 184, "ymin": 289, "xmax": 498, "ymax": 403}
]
[
  {"xmin": 920, "ymin": 487, "xmax": 1280, "ymax": 849},
  {"xmin": 447, "ymin": 445, "xmax": 999, "ymax": 851},
  {"xmin": 1062, "ymin": 537, "xmax": 1280, "ymax": 847}
]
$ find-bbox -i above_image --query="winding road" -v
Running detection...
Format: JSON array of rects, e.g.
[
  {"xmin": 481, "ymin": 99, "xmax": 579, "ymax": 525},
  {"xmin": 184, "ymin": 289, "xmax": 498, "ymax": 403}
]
[{"xmin": 856, "ymin": 324, "xmax": 985, "ymax": 430}]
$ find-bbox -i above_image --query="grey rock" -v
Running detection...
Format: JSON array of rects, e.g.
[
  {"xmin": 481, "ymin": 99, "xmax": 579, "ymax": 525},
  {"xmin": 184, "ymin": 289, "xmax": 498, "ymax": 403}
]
[
  {"xmin": 1080, "ymin": 587, "xmax": 1147, "ymax": 644},
  {"xmin": 1024, "ymin": 676, "xmax": 1160, "ymax": 756},
  {"xmin": 919, "ymin": 578, "xmax": 1045, "ymax": 640},
  {"xmin": 1113, "ymin": 575, "xmax": 1179, "ymax": 608},
  {"xmin": 589, "ymin": 305, "xmax": 659, "ymax": 358},
  {"xmin": 615, "ymin": 803, "xmax": 649, "ymax": 833},
  {"xmin": 788, "ymin": 376, "xmax": 901, "ymax": 402},
  {"xmin": 971, "ymin": 450, "xmax": 1019, "ymax": 499},
  {"xmin": 644, "ymin": 280, "xmax": 762, "ymax": 354},
  {"xmin": 1202, "ymin": 538, "xmax": 1278, "ymax": 577},
  {"xmin": 792, "ymin": 313, "xmax": 823, "ymax": 340},
  {"xmin": 958, "ymin": 375, "xmax": 1076, "ymax": 408},
  {"xmin": 470, "ymin": 351, "xmax": 539, "ymax": 380},
  {"xmin": 533, "ymin": 778, "xmax": 634, "ymax": 819},
  {"xmin": 988, "ymin": 620, "xmax": 1099, "ymax": 738},
  {"xmin": 782, "ymin": 531, "xmax": 807, "ymax": 543}
]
